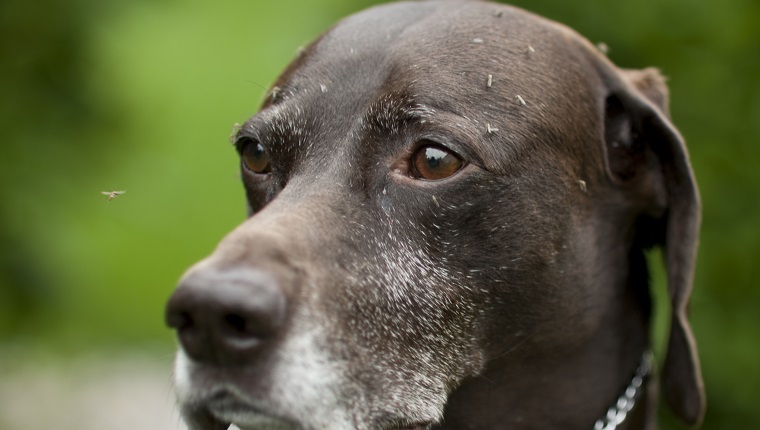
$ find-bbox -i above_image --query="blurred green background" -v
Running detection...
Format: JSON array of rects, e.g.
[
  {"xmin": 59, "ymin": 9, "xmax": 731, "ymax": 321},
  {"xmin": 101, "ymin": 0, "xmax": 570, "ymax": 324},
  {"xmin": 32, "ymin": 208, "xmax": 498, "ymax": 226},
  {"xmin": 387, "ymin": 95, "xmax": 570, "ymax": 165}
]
[{"xmin": 0, "ymin": 0, "xmax": 757, "ymax": 428}]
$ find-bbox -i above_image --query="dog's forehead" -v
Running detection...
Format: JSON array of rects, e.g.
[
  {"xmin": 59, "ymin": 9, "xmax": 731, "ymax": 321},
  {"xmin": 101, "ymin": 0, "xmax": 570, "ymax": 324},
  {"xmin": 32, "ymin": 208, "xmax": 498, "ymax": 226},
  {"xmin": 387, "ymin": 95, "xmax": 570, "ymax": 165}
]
[
  {"xmin": 287, "ymin": 1, "xmax": 598, "ymax": 101},
  {"xmin": 255, "ymin": 1, "xmax": 604, "ymax": 171}
]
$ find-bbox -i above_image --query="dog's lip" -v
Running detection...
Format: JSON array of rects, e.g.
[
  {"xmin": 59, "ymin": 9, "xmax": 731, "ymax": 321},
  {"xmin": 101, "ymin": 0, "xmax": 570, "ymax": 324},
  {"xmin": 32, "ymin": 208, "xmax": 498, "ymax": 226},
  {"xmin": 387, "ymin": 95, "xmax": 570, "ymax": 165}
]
[
  {"xmin": 204, "ymin": 391, "xmax": 298, "ymax": 430},
  {"xmin": 385, "ymin": 418, "xmax": 433, "ymax": 430},
  {"xmin": 191, "ymin": 389, "xmax": 432, "ymax": 430}
]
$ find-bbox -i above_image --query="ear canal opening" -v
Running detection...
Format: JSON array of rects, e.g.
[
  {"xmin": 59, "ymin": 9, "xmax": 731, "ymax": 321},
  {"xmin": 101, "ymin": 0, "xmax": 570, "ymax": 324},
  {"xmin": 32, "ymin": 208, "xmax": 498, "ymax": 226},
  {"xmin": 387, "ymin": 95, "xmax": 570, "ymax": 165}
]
[
  {"xmin": 603, "ymin": 94, "xmax": 669, "ymax": 219},
  {"xmin": 604, "ymin": 94, "xmax": 654, "ymax": 185},
  {"xmin": 604, "ymin": 94, "xmax": 633, "ymax": 182}
]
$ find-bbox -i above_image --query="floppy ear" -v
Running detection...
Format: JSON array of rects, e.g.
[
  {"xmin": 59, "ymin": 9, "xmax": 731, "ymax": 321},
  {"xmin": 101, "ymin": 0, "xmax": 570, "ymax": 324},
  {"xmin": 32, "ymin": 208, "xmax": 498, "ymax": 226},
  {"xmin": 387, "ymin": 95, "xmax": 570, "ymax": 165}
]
[{"xmin": 602, "ymin": 67, "xmax": 705, "ymax": 426}]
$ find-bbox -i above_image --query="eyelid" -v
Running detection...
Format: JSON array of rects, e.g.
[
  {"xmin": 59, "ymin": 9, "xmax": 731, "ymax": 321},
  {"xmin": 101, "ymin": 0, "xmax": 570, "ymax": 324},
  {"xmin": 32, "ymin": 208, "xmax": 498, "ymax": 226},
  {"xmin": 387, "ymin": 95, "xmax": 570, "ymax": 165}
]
[
  {"xmin": 414, "ymin": 131, "xmax": 481, "ymax": 166},
  {"xmin": 410, "ymin": 109, "xmax": 489, "ymax": 165},
  {"xmin": 410, "ymin": 138, "xmax": 458, "ymax": 158},
  {"xmin": 234, "ymin": 133, "xmax": 266, "ymax": 159},
  {"xmin": 233, "ymin": 119, "xmax": 266, "ymax": 151}
]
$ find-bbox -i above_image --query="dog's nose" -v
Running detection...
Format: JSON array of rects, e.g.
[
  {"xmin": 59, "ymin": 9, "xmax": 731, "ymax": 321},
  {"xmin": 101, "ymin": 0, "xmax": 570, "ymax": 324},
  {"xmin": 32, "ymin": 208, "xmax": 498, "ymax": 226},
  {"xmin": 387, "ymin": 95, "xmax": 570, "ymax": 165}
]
[{"xmin": 165, "ymin": 267, "xmax": 287, "ymax": 366}]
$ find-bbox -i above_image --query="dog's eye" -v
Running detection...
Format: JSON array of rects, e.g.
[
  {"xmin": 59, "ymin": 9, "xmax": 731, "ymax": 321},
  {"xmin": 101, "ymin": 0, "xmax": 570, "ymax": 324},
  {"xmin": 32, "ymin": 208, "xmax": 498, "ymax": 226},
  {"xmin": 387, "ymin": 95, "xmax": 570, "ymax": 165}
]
[
  {"xmin": 410, "ymin": 143, "xmax": 464, "ymax": 180},
  {"xmin": 241, "ymin": 141, "xmax": 271, "ymax": 174}
]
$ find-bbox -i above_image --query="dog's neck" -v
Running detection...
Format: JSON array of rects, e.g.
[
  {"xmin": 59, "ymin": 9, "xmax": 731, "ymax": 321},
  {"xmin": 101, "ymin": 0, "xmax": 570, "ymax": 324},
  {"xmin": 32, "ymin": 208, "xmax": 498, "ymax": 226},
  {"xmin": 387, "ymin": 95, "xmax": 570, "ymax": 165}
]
[
  {"xmin": 438, "ymin": 346, "xmax": 655, "ymax": 430},
  {"xmin": 436, "ymin": 341, "xmax": 655, "ymax": 430},
  {"xmin": 438, "ymin": 259, "xmax": 655, "ymax": 429}
]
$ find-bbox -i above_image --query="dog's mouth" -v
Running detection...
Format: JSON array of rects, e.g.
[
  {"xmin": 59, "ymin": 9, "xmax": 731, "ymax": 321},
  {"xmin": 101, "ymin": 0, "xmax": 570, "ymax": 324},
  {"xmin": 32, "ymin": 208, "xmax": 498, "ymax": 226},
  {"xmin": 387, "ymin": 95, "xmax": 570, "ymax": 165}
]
[
  {"xmin": 175, "ymin": 390, "xmax": 294, "ymax": 430},
  {"xmin": 200, "ymin": 394, "xmax": 432, "ymax": 430},
  {"xmin": 184, "ymin": 388, "xmax": 433, "ymax": 430},
  {"xmin": 201, "ymin": 393, "xmax": 297, "ymax": 430},
  {"xmin": 183, "ymin": 395, "xmax": 433, "ymax": 430}
]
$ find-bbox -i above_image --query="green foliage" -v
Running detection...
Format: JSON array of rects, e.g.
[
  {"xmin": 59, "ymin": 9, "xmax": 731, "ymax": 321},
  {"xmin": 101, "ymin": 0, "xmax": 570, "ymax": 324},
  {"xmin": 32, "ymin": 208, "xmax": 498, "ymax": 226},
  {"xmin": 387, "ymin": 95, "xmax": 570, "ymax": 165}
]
[{"xmin": 1, "ymin": 0, "xmax": 757, "ymax": 427}]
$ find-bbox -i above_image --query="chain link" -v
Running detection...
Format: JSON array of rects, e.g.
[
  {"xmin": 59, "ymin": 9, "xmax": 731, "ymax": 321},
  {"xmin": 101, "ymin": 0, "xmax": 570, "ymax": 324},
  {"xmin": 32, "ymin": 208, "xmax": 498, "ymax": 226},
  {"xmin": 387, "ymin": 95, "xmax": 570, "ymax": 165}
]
[{"xmin": 593, "ymin": 352, "xmax": 653, "ymax": 430}]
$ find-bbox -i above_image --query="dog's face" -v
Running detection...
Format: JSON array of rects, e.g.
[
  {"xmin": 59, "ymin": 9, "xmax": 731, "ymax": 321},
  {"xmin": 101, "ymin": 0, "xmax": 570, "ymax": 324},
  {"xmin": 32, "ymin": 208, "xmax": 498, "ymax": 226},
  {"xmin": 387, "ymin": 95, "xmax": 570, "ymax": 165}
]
[{"xmin": 167, "ymin": 2, "xmax": 704, "ymax": 429}]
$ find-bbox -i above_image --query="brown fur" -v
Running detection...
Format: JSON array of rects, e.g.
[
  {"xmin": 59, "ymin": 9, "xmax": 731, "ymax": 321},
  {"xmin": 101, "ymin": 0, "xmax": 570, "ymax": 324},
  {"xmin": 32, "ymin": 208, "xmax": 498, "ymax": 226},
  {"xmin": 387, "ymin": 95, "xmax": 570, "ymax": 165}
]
[{"xmin": 166, "ymin": 1, "xmax": 704, "ymax": 429}]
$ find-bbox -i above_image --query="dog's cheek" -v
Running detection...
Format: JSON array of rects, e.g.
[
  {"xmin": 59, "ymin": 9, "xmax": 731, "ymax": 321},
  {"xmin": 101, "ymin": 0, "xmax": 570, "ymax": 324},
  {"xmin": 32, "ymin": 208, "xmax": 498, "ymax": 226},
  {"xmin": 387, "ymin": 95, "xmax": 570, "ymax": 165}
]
[{"xmin": 425, "ymin": 173, "xmax": 606, "ymax": 357}]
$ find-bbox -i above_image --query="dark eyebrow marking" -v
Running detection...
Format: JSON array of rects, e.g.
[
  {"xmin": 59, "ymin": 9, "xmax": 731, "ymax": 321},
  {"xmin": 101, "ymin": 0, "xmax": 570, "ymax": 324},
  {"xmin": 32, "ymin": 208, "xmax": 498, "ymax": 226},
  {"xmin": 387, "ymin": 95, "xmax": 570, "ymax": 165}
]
[
  {"xmin": 268, "ymin": 106, "xmax": 311, "ymax": 149},
  {"xmin": 361, "ymin": 92, "xmax": 437, "ymax": 136},
  {"xmin": 237, "ymin": 105, "xmax": 313, "ymax": 157}
]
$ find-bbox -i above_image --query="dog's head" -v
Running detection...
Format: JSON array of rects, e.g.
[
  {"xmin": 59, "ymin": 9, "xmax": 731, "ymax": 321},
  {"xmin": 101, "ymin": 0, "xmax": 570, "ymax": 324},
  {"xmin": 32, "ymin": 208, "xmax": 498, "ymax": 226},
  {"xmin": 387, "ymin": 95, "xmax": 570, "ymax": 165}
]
[{"xmin": 166, "ymin": 1, "xmax": 704, "ymax": 429}]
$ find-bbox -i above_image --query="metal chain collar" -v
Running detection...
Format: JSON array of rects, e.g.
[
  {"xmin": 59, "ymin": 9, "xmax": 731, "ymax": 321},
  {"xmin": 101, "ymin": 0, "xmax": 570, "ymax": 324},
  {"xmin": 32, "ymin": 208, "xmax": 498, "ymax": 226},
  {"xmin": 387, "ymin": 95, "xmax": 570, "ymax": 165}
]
[{"xmin": 593, "ymin": 351, "xmax": 654, "ymax": 430}]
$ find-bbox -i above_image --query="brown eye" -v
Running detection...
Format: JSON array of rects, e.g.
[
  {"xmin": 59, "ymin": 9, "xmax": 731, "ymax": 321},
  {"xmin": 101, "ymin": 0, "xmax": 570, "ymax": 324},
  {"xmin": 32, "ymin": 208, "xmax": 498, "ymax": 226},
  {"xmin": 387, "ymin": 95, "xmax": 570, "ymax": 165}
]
[
  {"xmin": 411, "ymin": 144, "xmax": 464, "ymax": 180},
  {"xmin": 242, "ymin": 141, "xmax": 271, "ymax": 174}
]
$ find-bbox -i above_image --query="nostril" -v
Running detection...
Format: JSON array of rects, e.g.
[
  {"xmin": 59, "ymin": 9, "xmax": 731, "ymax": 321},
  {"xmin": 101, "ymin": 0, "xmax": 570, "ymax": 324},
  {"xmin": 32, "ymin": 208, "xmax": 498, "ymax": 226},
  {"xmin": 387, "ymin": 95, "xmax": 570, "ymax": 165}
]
[
  {"xmin": 167, "ymin": 311, "xmax": 194, "ymax": 331},
  {"xmin": 223, "ymin": 313, "xmax": 248, "ymax": 336},
  {"xmin": 220, "ymin": 313, "xmax": 267, "ymax": 351},
  {"xmin": 166, "ymin": 305, "xmax": 206, "ymax": 357}
]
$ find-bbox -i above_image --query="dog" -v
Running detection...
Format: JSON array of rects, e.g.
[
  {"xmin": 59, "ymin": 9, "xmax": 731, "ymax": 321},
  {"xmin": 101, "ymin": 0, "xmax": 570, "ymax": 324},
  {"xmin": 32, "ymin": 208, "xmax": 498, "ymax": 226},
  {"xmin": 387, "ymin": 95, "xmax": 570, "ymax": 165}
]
[{"xmin": 165, "ymin": 1, "xmax": 705, "ymax": 429}]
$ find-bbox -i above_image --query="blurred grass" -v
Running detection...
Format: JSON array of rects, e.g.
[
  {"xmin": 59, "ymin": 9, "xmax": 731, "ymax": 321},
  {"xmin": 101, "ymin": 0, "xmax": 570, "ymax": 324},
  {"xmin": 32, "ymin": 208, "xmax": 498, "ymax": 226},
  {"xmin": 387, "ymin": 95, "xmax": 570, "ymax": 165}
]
[
  {"xmin": 1, "ymin": 0, "xmax": 758, "ymax": 428},
  {"xmin": 0, "ymin": 0, "xmax": 376, "ymax": 350}
]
